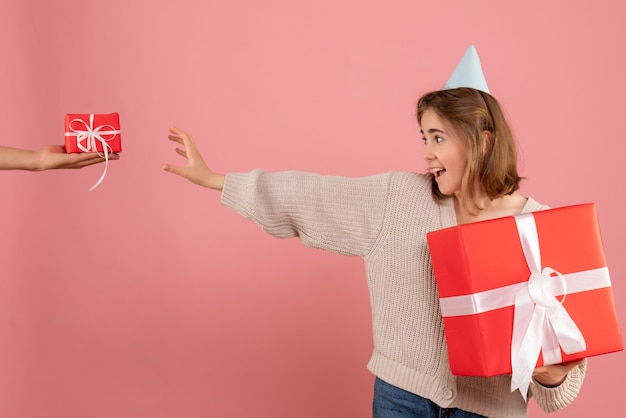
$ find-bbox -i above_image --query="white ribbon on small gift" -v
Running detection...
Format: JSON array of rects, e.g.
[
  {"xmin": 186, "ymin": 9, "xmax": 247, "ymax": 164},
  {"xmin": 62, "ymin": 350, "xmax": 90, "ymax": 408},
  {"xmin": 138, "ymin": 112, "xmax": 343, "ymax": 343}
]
[
  {"xmin": 437, "ymin": 212, "xmax": 612, "ymax": 401},
  {"xmin": 64, "ymin": 114, "xmax": 120, "ymax": 191}
]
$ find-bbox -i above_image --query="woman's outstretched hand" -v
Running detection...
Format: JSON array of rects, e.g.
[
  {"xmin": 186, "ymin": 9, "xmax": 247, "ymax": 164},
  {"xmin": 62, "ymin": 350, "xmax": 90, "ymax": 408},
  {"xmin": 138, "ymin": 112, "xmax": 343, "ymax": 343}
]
[
  {"xmin": 0, "ymin": 144, "xmax": 119, "ymax": 171},
  {"xmin": 162, "ymin": 126, "xmax": 225, "ymax": 190},
  {"xmin": 38, "ymin": 145, "xmax": 119, "ymax": 170}
]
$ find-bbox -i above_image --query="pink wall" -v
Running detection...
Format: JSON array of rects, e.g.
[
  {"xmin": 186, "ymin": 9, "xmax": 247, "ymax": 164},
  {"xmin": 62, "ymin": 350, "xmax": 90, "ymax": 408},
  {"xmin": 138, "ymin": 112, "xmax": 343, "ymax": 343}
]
[{"xmin": 1, "ymin": 0, "xmax": 624, "ymax": 417}]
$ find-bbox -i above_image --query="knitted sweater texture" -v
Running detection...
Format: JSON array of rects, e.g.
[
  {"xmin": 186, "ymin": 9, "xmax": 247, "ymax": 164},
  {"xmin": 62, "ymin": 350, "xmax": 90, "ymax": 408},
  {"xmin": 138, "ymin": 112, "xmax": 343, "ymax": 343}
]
[{"xmin": 220, "ymin": 169, "xmax": 586, "ymax": 417}]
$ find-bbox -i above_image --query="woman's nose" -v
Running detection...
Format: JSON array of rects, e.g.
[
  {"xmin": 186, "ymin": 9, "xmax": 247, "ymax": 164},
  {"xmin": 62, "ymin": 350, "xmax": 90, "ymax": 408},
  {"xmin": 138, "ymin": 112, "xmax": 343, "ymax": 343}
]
[{"xmin": 422, "ymin": 144, "xmax": 434, "ymax": 161}]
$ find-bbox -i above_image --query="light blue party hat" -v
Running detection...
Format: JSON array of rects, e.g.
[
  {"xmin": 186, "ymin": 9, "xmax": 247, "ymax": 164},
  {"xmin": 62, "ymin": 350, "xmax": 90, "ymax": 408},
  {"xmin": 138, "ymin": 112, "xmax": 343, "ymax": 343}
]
[{"xmin": 444, "ymin": 45, "xmax": 490, "ymax": 93}]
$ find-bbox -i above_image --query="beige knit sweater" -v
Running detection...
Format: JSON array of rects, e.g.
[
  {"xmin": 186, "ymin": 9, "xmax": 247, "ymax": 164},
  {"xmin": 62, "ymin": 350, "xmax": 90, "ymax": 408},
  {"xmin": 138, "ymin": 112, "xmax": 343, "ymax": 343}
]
[{"xmin": 220, "ymin": 169, "xmax": 586, "ymax": 417}]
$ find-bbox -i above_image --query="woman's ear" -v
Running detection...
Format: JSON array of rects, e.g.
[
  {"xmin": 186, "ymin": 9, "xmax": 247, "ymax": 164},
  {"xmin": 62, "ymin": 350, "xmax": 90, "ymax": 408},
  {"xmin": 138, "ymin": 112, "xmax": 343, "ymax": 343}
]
[{"xmin": 481, "ymin": 130, "xmax": 493, "ymax": 155}]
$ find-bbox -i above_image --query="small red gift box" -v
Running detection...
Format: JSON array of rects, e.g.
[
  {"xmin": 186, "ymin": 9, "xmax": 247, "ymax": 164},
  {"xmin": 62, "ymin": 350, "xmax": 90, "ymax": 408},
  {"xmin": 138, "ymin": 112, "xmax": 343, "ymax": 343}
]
[
  {"xmin": 426, "ymin": 203, "xmax": 622, "ymax": 394},
  {"xmin": 64, "ymin": 113, "xmax": 121, "ymax": 154}
]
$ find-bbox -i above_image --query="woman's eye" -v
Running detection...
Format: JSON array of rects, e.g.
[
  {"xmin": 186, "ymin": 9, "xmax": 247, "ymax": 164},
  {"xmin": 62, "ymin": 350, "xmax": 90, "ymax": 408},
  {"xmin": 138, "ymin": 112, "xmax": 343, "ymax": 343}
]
[{"xmin": 422, "ymin": 136, "xmax": 444, "ymax": 145}]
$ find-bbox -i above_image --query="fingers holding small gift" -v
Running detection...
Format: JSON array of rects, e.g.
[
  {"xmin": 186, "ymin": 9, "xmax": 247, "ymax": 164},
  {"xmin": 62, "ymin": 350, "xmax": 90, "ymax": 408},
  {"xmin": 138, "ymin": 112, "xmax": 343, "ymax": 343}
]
[
  {"xmin": 69, "ymin": 152, "xmax": 120, "ymax": 168},
  {"xmin": 38, "ymin": 145, "xmax": 120, "ymax": 170}
]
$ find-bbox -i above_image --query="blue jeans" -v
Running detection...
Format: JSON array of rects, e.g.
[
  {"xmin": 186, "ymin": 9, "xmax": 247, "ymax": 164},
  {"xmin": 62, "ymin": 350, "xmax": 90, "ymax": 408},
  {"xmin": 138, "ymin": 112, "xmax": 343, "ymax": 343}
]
[{"xmin": 373, "ymin": 377, "xmax": 487, "ymax": 418}]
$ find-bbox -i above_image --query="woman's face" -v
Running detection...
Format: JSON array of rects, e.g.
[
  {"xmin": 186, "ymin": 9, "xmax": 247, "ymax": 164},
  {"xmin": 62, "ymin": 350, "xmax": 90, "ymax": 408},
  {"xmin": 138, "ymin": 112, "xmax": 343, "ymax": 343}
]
[{"xmin": 420, "ymin": 108, "xmax": 468, "ymax": 197}]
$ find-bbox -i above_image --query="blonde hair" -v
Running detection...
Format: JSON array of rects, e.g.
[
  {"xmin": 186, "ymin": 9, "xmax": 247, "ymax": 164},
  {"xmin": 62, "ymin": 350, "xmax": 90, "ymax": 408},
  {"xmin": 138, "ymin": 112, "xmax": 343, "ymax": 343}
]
[{"xmin": 417, "ymin": 87, "xmax": 523, "ymax": 213}]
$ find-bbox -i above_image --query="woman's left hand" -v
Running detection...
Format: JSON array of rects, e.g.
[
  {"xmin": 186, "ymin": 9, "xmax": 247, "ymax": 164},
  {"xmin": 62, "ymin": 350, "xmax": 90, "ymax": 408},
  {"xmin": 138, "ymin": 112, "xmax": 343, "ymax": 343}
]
[{"xmin": 532, "ymin": 359, "xmax": 585, "ymax": 387}]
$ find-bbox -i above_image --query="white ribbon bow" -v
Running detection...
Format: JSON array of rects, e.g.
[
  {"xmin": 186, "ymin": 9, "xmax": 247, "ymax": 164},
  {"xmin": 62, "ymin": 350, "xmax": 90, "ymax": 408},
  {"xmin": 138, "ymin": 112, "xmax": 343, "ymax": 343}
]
[
  {"xmin": 64, "ymin": 114, "xmax": 120, "ymax": 191},
  {"xmin": 510, "ymin": 213, "xmax": 587, "ymax": 400}
]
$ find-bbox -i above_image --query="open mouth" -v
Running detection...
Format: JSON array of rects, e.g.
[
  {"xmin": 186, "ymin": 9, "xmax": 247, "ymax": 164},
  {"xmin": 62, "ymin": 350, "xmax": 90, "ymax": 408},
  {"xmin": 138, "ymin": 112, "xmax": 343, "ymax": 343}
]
[{"xmin": 431, "ymin": 168, "xmax": 446, "ymax": 178}]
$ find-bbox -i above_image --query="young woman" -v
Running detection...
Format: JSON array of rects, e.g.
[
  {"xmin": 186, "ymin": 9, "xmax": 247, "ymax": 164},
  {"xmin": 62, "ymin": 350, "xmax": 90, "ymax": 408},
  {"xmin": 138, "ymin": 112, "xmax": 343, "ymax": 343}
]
[{"xmin": 162, "ymin": 87, "xmax": 585, "ymax": 417}]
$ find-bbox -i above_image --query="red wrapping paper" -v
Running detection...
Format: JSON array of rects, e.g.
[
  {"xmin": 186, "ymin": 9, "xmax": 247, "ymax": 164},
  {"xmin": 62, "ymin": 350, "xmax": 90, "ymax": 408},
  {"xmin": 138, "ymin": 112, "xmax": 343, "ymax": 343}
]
[
  {"xmin": 64, "ymin": 113, "xmax": 122, "ymax": 154},
  {"xmin": 426, "ymin": 203, "xmax": 623, "ymax": 377}
]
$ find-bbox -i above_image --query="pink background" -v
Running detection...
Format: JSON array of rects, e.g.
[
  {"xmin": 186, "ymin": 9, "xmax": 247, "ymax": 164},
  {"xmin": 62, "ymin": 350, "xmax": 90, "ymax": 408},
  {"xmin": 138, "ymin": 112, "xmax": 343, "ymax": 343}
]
[{"xmin": 1, "ymin": 1, "xmax": 624, "ymax": 417}]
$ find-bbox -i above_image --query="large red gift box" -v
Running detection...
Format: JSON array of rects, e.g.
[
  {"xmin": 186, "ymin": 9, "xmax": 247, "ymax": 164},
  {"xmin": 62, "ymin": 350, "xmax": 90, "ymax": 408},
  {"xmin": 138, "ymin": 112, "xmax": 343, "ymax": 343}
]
[
  {"xmin": 64, "ymin": 113, "xmax": 122, "ymax": 154},
  {"xmin": 426, "ymin": 203, "xmax": 622, "ymax": 384}
]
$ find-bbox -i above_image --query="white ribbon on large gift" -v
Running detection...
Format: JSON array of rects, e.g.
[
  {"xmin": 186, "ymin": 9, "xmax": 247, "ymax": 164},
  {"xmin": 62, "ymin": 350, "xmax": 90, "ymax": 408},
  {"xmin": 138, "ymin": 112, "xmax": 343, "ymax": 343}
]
[
  {"xmin": 64, "ymin": 114, "xmax": 120, "ymax": 191},
  {"xmin": 438, "ymin": 212, "xmax": 612, "ymax": 400}
]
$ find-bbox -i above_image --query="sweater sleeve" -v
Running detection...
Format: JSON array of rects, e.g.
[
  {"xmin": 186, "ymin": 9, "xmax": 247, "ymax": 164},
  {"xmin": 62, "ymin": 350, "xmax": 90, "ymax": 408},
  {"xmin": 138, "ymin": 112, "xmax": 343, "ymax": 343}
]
[
  {"xmin": 529, "ymin": 359, "xmax": 587, "ymax": 412},
  {"xmin": 220, "ymin": 169, "xmax": 390, "ymax": 257}
]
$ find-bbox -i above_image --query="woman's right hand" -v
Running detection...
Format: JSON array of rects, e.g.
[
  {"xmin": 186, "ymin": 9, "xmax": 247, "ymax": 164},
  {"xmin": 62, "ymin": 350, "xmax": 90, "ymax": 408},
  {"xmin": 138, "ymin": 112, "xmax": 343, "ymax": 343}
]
[{"xmin": 162, "ymin": 126, "xmax": 225, "ymax": 190}]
